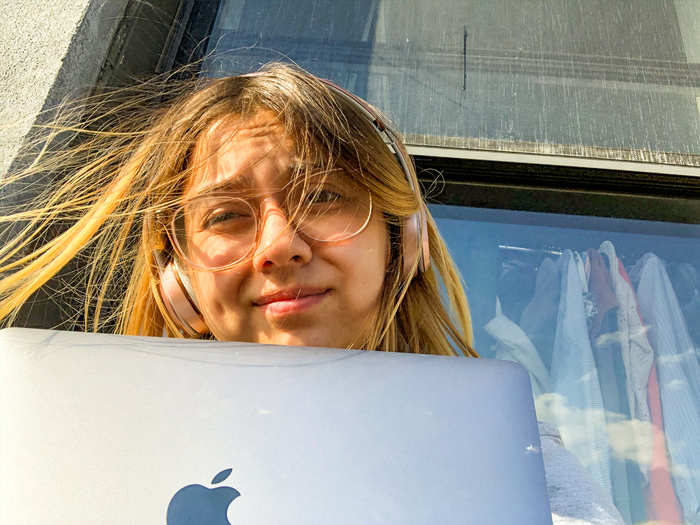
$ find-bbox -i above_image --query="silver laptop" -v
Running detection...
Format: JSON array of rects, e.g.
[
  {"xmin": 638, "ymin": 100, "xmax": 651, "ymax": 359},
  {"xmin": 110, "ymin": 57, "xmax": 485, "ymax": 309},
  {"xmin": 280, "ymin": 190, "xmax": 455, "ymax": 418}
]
[{"xmin": 0, "ymin": 327, "xmax": 552, "ymax": 524}]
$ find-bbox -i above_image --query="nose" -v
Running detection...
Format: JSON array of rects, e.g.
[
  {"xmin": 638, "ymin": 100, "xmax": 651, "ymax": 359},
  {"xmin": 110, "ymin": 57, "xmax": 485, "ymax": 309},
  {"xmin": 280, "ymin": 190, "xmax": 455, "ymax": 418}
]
[{"xmin": 252, "ymin": 199, "xmax": 312, "ymax": 272}]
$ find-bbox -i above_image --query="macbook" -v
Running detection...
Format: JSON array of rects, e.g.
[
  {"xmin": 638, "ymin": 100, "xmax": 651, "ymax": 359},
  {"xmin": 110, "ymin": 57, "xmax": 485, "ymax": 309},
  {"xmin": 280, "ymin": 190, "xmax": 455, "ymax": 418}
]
[{"xmin": 0, "ymin": 327, "xmax": 552, "ymax": 524}]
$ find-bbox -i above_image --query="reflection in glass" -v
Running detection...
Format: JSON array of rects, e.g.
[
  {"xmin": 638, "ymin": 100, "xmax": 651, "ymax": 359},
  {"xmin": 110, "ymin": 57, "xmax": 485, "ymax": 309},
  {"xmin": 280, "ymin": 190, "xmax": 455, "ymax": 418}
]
[{"xmin": 433, "ymin": 205, "xmax": 700, "ymax": 524}]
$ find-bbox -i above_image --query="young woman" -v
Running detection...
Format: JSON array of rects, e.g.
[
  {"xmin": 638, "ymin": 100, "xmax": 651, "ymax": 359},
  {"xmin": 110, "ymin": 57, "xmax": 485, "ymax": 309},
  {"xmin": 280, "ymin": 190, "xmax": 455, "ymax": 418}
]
[{"xmin": 0, "ymin": 63, "xmax": 623, "ymax": 524}]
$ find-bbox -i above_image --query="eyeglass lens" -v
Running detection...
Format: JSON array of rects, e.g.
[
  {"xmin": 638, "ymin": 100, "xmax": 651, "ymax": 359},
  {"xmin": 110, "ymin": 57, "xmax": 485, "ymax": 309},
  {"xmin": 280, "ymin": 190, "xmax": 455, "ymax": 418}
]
[{"xmin": 170, "ymin": 172, "xmax": 372, "ymax": 270}]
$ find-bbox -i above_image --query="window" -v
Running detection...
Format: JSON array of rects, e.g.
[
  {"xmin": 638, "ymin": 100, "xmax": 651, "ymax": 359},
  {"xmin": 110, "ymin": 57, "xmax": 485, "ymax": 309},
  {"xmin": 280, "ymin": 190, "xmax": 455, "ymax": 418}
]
[
  {"xmin": 123, "ymin": 1, "xmax": 700, "ymax": 522},
  {"xmin": 432, "ymin": 204, "xmax": 700, "ymax": 524},
  {"xmin": 199, "ymin": 0, "xmax": 700, "ymax": 167}
]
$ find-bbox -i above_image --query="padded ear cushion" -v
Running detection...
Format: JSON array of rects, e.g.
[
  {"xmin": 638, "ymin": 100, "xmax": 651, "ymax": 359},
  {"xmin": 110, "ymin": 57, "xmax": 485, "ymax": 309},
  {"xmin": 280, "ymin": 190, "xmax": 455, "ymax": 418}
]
[
  {"xmin": 158, "ymin": 261, "xmax": 208, "ymax": 337},
  {"xmin": 172, "ymin": 258, "xmax": 200, "ymax": 309},
  {"xmin": 418, "ymin": 205, "xmax": 430, "ymax": 273},
  {"xmin": 402, "ymin": 208, "xmax": 430, "ymax": 278}
]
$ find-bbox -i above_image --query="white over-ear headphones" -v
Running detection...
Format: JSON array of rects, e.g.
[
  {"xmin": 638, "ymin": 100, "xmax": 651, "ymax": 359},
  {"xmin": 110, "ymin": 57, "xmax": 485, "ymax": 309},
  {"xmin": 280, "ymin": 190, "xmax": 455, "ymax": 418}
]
[
  {"xmin": 156, "ymin": 73, "xmax": 430, "ymax": 336},
  {"xmin": 156, "ymin": 253, "xmax": 207, "ymax": 337}
]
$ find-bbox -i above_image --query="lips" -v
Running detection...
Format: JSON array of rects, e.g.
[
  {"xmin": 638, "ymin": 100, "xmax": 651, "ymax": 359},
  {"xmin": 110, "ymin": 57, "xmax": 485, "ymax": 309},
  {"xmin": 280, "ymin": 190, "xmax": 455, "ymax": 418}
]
[
  {"xmin": 252, "ymin": 288, "xmax": 329, "ymax": 316},
  {"xmin": 253, "ymin": 288, "xmax": 329, "ymax": 306}
]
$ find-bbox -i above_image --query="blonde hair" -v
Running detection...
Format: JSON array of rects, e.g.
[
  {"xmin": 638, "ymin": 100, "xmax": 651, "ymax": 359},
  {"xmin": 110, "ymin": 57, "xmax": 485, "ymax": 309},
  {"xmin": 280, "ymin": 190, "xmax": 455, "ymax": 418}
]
[{"xmin": 0, "ymin": 63, "xmax": 477, "ymax": 357}]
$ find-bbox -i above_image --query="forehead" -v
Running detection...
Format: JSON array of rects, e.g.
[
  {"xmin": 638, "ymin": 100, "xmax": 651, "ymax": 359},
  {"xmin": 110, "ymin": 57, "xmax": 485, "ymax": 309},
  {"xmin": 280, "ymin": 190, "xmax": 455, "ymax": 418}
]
[{"xmin": 186, "ymin": 111, "xmax": 295, "ymax": 196}]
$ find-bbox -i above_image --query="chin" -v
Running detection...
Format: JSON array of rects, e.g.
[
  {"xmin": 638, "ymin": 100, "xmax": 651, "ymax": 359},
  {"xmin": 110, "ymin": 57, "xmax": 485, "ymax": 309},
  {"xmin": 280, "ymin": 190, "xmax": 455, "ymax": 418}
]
[
  {"xmin": 267, "ymin": 331, "xmax": 342, "ymax": 349},
  {"xmin": 211, "ymin": 322, "xmax": 363, "ymax": 349}
]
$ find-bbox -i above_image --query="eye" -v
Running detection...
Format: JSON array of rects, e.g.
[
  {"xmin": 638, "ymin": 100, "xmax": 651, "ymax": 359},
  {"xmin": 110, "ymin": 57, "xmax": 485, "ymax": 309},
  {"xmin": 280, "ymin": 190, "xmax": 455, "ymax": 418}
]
[
  {"xmin": 306, "ymin": 188, "xmax": 343, "ymax": 205},
  {"xmin": 200, "ymin": 203, "xmax": 253, "ymax": 231},
  {"xmin": 203, "ymin": 210, "xmax": 242, "ymax": 229}
]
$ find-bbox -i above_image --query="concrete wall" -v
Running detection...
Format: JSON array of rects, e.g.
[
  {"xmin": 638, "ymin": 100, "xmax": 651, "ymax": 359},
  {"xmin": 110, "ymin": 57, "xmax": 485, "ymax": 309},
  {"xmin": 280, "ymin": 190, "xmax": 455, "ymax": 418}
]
[{"xmin": 0, "ymin": 0, "xmax": 129, "ymax": 177}]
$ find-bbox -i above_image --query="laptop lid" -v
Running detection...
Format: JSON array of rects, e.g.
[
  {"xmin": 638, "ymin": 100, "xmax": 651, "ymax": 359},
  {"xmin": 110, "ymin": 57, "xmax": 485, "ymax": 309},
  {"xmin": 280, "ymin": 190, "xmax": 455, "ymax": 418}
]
[{"xmin": 0, "ymin": 328, "xmax": 552, "ymax": 524}]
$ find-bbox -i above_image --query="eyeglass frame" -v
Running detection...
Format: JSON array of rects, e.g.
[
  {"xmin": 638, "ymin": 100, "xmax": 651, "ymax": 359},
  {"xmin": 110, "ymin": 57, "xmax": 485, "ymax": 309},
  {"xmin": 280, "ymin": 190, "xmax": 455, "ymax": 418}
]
[{"xmin": 162, "ymin": 186, "xmax": 374, "ymax": 272}]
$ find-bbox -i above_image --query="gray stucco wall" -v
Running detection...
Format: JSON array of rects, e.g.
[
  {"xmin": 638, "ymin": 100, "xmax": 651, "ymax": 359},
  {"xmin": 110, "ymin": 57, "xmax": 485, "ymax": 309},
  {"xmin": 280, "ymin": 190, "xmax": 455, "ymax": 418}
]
[{"xmin": 0, "ymin": 0, "xmax": 128, "ymax": 177}]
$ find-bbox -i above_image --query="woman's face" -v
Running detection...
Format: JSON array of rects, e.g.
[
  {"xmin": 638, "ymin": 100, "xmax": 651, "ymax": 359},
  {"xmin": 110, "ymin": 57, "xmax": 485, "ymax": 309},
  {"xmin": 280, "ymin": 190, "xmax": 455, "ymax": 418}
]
[{"xmin": 182, "ymin": 112, "xmax": 388, "ymax": 348}]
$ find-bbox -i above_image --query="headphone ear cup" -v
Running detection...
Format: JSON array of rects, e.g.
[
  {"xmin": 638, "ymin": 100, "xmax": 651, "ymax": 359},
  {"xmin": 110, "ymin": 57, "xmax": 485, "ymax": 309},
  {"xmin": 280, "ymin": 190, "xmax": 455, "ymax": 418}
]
[
  {"xmin": 402, "ymin": 208, "xmax": 430, "ymax": 278},
  {"xmin": 418, "ymin": 205, "xmax": 430, "ymax": 273},
  {"xmin": 158, "ymin": 261, "xmax": 208, "ymax": 336}
]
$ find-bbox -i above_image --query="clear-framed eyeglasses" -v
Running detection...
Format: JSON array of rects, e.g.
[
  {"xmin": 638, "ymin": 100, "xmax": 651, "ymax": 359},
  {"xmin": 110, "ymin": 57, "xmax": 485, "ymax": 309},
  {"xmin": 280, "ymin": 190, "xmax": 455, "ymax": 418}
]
[{"xmin": 165, "ymin": 171, "xmax": 373, "ymax": 271}]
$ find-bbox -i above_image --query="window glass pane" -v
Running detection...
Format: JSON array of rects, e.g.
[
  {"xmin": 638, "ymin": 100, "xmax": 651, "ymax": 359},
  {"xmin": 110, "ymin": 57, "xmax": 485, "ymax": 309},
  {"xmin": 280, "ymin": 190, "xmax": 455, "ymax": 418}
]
[
  {"xmin": 432, "ymin": 204, "xmax": 700, "ymax": 524},
  {"xmin": 202, "ymin": 0, "xmax": 699, "ymax": 166}
]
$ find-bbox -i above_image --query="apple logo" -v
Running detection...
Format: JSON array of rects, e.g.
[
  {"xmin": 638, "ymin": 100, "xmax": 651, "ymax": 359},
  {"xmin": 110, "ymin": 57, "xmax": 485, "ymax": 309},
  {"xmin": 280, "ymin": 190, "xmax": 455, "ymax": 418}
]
[{"xmin": 167, "ymin": 468, "xmax": 241, "ymax": 525}]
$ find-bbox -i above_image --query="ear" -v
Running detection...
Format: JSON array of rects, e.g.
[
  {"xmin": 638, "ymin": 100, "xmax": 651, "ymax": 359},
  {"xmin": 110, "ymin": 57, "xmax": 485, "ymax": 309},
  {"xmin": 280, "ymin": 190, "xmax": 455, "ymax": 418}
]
[{"xmin": 157, "ymin": 258, "xmax": 208, "ymax": 337}]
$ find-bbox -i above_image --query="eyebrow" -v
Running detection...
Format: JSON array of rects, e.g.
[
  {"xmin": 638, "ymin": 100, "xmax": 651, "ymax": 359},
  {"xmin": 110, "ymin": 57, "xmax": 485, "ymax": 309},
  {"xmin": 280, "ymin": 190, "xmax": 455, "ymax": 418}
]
[
  {"xmin": 192, "ymin": 172, "xmax": 258, "ymax": 197},
  {"xmin": 191, "ymin": 159, "xmax": 340, "ymax": 197}
]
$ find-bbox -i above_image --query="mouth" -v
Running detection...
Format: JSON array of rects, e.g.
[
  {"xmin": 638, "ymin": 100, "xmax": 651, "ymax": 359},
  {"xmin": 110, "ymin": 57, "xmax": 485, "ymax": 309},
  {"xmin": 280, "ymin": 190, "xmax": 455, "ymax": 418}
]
[{"xmin": 253, "ymin": 288, "xmax": 330, "ymax": 316}]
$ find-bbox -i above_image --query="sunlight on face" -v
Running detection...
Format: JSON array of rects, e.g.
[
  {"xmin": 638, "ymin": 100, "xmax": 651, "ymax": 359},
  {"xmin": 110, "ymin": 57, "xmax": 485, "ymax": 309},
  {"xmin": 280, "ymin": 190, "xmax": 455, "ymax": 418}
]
[{"xmin": 184, "ymin": 112, "xmax": 388, "ymax": 348}]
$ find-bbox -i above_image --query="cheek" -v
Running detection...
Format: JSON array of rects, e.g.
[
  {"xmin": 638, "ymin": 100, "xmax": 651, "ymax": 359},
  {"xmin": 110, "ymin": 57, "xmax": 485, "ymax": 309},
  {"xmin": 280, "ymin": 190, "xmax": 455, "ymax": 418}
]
[
  {"xmin": 190, "ymin": 269, "xmax": 246, "ymax": 332},
  {"xmin": 349, "ymin": 264, "xmax": 385, "ymax": 319},
  {"xmin": 340, "ymin": 220, "xmax": 389, "ymax": 312}
]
